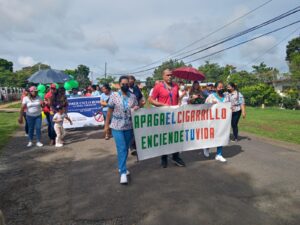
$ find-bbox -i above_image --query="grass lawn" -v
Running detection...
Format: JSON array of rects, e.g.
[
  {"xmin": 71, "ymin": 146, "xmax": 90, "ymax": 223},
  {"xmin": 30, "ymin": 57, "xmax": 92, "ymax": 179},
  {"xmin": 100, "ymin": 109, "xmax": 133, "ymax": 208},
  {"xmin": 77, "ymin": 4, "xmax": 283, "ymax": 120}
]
[
  {"xmin": 240, "ymin": 107, "xmax": 300, "ymax": 145},
  {"xmin": 6, "ymin": 102, "xmax": 21, "ymax": 108},
  {"xmin": 0, "ymin": 112, "xmax": 19, "ymax": 152}
]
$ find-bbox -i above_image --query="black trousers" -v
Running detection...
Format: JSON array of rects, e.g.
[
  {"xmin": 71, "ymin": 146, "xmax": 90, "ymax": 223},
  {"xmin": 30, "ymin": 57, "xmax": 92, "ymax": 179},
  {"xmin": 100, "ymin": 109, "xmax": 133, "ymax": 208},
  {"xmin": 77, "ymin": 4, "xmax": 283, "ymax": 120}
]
[
  {"xmin": 161, "ymin": 152, "xmax": 180, "ymax": 161},
  {"xmin": 231, "ymin": 110, "xmax": 242, "ymax": 140}
]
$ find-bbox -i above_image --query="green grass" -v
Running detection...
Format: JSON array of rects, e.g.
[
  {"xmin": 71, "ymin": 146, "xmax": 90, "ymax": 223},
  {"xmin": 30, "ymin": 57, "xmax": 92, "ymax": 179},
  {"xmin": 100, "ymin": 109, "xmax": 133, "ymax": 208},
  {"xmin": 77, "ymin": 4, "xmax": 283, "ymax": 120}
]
[
  {"xmin": 0, "ymin": 112, "xmax": 19, "ymax": 152},
  {"xmin": 5, "ymin": 102, "xmax": 21, "ymax": 108},
  {"xmin": 240, "ymin": 107, "xmax": 300, "ymax": 144}
]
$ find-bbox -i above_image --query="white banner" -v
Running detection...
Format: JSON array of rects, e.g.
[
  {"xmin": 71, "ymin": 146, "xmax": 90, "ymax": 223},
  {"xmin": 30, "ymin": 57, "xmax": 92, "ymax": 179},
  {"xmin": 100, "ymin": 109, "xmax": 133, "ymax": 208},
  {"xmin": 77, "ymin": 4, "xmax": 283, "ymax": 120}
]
[
  {"xmin": 132, "ymin": 103, "xmax": 232, "ymax": 160},
  {"xmin": 64, "ymin": 97, "xmax": 104, "ymax": 129}
]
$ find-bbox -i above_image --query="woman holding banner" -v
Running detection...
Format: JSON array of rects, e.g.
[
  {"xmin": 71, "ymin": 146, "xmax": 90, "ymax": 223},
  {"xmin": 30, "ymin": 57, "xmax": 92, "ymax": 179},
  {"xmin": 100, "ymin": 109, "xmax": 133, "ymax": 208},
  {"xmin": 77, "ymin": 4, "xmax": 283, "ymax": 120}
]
[
  {"xmin": 227, "ymin": 82, "xmax": 246, "ymax": 142},
  {"xmin": 203, "ymin": 81, "xmax": 229, "ymax": 162},
  {"xmin": 104, "ymin": 76, "xmax": 139, "ymax": 184}
]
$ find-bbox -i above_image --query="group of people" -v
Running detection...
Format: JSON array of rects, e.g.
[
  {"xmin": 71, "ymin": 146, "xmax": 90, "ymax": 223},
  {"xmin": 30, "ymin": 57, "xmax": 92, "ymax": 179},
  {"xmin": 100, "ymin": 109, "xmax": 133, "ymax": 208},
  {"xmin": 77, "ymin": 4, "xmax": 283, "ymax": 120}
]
[
  {"xmin": 103, "ymin": 69, "xmax": 246, "ymax": 184},
  {"xmin": 18, "ymin": 68, "xmax": 246, "ymax": 185},
  {"xmin": 19, "ymin": 84, "xmax": 72, "ymax": 148}
]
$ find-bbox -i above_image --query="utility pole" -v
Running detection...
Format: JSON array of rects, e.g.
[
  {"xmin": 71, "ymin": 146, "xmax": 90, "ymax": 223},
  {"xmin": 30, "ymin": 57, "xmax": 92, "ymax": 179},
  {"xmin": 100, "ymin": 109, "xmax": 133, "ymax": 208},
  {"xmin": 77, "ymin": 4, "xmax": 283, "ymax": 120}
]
[{"xmin": 104, "ymin": 62, "xmax": 107, "ymax": 79}]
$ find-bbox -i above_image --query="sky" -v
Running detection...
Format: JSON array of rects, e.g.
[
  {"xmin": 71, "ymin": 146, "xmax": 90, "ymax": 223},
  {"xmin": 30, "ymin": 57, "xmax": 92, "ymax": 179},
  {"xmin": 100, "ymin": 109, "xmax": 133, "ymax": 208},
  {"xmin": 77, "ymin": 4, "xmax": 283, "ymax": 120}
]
[{"xmin": 0, "ymin": 0, "xmax": 299, "ymax": 81}]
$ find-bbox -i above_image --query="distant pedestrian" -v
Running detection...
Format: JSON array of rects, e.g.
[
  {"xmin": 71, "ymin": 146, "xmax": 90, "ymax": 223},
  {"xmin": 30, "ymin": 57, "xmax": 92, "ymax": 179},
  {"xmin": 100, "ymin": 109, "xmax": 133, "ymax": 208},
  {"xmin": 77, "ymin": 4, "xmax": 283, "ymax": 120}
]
[
  {"xmin": 100, "ymin": 84, "xmax": 113, "ymax": 140},
  {"xmin": 18, "ymin": 86, "xmax": 44, "ymax": 147},
  {"xmin": 70, "ymin": 88, "xmax": 80, "ymax": 98},
  {"xmin": 104, "ymin": 76, "xmax": 139, "ymax": 184},
  {"xmin": 53, "ymin": 105, "xmax": 73, "ymax": 147},
  {"xmin": 20, "ymin": 88, "xmax": 29, "ymax": 136},
  {"xmin": 85, "ymin": 86, "xmax": 93, "ymax": 97},
  {"xmin": 227, "ymin": 82, "xmax": 246, "ymax": 142},
  {"xmin": 92, "ymin": 85, "xmax": 101, "ymax": 96}
]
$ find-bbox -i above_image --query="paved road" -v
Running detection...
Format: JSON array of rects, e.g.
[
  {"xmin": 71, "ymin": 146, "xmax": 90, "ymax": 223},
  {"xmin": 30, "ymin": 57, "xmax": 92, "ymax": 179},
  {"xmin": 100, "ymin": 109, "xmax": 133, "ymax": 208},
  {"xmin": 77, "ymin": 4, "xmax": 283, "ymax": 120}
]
[{"xmin": 0, "ymin": 127, "xmax": 299, "ymax": 225}]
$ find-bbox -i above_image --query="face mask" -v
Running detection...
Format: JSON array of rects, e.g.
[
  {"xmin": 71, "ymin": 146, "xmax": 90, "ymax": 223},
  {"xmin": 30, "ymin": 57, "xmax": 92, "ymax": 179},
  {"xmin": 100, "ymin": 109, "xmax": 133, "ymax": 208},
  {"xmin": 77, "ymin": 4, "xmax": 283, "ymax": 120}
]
[
  {"xmin": 227, "ymin": 89, "xmax": 232, "ymax": 93},
  {"xmin": 121, "ymin": 85, "xmax": 129, "ymax": 92},
  {"xmin": 217, "ymin": 89, "xmax": 225, "ymax": 95},
  {"xmin": 180, "ymin": 85, "xmax": 185, "ymax": 91}
]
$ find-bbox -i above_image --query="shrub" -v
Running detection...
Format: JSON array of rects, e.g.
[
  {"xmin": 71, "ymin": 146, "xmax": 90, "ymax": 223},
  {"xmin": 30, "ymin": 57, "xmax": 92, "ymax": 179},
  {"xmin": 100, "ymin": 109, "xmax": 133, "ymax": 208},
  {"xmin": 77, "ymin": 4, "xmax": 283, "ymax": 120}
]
[{"xmin": 240, "ymin": 83, "xmax": 281, "ymax": 107}]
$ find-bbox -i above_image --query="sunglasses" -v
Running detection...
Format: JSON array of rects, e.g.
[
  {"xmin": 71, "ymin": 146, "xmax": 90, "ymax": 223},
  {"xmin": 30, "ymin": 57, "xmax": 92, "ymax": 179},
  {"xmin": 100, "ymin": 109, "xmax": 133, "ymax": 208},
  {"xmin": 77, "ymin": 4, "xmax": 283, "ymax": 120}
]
[{"xmin": 121, "ymin": 83, "xmax": 129, "ymax": 86}]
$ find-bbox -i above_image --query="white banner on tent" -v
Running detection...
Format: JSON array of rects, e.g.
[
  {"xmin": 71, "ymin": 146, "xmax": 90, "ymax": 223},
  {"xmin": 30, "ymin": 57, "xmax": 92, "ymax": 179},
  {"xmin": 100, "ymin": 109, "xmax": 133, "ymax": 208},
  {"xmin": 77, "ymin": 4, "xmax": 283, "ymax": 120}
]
[{"xmin": 132, "ymin": 103, "xmax": 232, "ymax": 160}]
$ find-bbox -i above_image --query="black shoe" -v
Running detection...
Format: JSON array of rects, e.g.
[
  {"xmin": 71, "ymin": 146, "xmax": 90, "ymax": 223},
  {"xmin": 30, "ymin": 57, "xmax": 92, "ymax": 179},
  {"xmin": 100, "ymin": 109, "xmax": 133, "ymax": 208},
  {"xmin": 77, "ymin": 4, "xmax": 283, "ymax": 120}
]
[
  {"xmin": 131, "ymin": 149, "xmax": 137, "ymax": 156},
  {"xmin": 172, "ymin": 157, "xmax": 186, "ymax": 167},
  {"xmin": 161, "ymin": 158, "xmax": 168, "ymax": 168}
]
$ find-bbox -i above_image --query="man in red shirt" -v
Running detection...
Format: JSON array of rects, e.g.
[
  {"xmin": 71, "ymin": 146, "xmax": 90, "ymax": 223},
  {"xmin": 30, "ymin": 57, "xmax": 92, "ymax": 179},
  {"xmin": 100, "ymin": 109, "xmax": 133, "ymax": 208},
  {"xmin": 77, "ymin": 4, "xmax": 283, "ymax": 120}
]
[
  {"xmin": 44, "ymin": 84, "xmax": 57, "ymax": 145},
  {"xmin": 149, "ymin": 69, "xmax": 186, "ymax": 168}
]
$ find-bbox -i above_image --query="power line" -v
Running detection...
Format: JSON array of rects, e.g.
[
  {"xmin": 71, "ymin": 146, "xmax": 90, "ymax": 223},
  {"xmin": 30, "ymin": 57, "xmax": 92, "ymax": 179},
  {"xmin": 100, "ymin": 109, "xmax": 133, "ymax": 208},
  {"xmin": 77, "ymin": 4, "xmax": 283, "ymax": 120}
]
[
  {"xmin": 239, "ymin": 26, "xmax": 300, "ymax": 70},
  {"xmin": 120, "ymin": 0, "xmax": 274, "ymax": 73},
  {"xmin": 184, "ymin": 20, "xmax": 300, "ymax": 64},
  {"xmin": 118, "ymin": 6, "xmax": 300, "ymax": 75},
  {"xmin": 177, "ymin": 6, "xmax": 300, "ymax": 61}
]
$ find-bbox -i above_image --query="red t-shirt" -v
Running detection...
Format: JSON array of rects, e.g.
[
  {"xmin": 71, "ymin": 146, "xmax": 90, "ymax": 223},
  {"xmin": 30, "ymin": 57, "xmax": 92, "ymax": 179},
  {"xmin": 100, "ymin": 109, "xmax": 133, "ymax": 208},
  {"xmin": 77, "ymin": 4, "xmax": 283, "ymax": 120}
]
[
  {"xmin": 43, "ymin": 91, "xmax": 52, "ymax": 113},
  {"xmin": 151, "ymin": 82, "xmax": 179, "ymax": 106}
]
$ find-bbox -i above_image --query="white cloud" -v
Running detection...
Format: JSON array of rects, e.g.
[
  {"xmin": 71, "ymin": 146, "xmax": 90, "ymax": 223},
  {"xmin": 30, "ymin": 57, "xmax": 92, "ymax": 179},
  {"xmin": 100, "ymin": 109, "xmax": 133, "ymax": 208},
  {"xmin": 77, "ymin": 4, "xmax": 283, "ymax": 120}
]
[
  {"xmin": 240, "ymin": 35, "xmax": 278, "ymax": 59},
  {"xmin": 86, "ymin": 33, "xmax": 119, "ymax": 54},
  {"xmin": 17, "ymin": 56, "xmax": 36, "ymax": 67}
]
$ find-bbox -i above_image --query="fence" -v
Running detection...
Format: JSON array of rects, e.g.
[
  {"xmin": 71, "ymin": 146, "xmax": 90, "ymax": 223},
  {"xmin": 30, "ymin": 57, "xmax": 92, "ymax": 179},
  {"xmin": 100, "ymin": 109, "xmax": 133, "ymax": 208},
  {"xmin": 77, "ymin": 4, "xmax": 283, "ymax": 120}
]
[{"xmin": 0, "ymin": 87, "xmax": 22, "ymax": 104}]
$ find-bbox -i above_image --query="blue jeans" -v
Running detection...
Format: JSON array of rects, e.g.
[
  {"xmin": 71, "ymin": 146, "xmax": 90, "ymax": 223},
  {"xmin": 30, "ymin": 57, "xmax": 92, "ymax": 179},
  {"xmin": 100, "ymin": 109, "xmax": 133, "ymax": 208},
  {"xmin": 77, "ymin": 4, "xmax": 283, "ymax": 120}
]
[
  {"xmin": 26, "ymin": 115, "xmax": 42, "ymax": 142},
  {"xmin": 45, "ymin": 112, "xmax": 56, "ymax": 140},
  {"xmin": 217, "ymin": 146, "xmax": 222, "ymax": 156},
  {"xmin": 111, "ymin": 129, "xmax": 134, "ymax": 175}
]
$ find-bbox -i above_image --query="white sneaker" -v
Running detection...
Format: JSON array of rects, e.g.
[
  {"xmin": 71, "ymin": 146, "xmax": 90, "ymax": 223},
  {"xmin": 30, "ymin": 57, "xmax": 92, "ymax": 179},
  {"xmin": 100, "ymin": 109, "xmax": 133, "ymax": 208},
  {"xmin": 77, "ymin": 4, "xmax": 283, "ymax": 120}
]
[
  {"xmin": 55, "ymin": 143, "xmax": 63, "ymax": 147},
  {"xmin": 215, "ymin": 155, "xmax": 227, "ymax": 162},
  {"xmin": 36, "ymin": 142, "xmax": 43, "ymax": 147},
  {"xmin": 27, "ymin": 142, "xmax": 32, "ymax": 147},
  {"xmin": 203, "ymin": 149, "xmax": 210, "ymax": 158},
  {"xmin": 120, "ymin": 174, "xmax": 128, "ymax": 184},
  {"xmin": 118, "ymin": 169, "xmax": 130, "ymax": 176}
]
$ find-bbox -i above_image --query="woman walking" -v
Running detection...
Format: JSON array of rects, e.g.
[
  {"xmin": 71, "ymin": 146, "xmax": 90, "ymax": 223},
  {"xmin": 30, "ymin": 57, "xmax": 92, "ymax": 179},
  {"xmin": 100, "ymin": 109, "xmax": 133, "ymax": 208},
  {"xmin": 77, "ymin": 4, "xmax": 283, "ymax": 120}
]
[
  {"xmin": 100, "ymin": 84, "xmax": 113, "ymax": 140},
  {"xmin": 203, "ymin": 81, "xmax": 229, "ymax": 162},
  {"xmin": 104, "ymin": 76, "xmax": 139, "ymax": 184},
  {"xmin": 227, "ymin": 82, "xmax": 246, "ymax": 142},
  {"xmin": 18, "ymin": 86, "xmax": 44, "ymax": 147}
]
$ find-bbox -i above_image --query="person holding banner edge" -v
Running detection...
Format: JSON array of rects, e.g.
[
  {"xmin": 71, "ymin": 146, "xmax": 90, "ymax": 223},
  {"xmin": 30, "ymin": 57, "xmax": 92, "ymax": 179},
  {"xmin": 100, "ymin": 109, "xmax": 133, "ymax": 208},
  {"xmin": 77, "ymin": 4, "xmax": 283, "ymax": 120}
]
[
  {"xmin": 227, "ymin": 82, "xmax": 246, "ymax": 142},
  {"xmin": 203, "ymin": 81, "xmax": 229, "ymax": 162},
  {"xmin": 149, "ymin": 69, "xmax": 186, "ymax": 168},
  {"xmin": 104, "ymin": 76, "xmax": 139, "ymax": 184}
]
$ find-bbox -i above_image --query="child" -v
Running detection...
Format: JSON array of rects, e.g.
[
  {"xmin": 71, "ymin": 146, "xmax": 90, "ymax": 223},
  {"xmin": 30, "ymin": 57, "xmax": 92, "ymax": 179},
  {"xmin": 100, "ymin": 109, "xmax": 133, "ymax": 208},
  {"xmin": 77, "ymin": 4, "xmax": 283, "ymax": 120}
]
[{"xmin": 53, "ymin": 105, "xmax": 72, "ymax": 147}]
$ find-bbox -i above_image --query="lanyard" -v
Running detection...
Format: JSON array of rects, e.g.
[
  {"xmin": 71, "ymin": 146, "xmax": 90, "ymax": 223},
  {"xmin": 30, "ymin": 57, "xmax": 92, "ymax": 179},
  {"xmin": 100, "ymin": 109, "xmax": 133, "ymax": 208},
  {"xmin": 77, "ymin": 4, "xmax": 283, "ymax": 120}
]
[
  {"xmin": 118, "ymin": 91, "xmax": 129, "ymax": 112},
  {"xmin": 163, "ymin": 82, "xmax": 173, "ymax": 105}
]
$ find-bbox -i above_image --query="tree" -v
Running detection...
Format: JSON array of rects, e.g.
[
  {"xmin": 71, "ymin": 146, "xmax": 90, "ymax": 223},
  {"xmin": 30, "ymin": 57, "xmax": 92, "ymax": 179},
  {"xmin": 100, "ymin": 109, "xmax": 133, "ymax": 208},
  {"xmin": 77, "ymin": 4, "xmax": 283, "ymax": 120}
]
[
  {"xmin": 286, "ymin": 36, "xmax": 300, "ymax": 62},
  {"xmin": 240, "ymin": 83, "xmax": 281, "ymax": 106},
  {"xmin": 97, "ymin": 75, "xmax": 116, "ymax": 85},
  {"xmin": 227, "ymin": 70, "xmax": 258, "ymax": 89},
  {"xmin": 74, "ymin": 65, "xmax": 91, "ymax": 88},
  {"xmin": 198, "ymin": 61, "xmax": 225, "ymax": 82},
  {"xmin": 0, "ymin": 58, "xmax": 13, "ymax": 72},
  {"xmin": 289, "ymin": 53, "xmax": 300, "ymax": 81},
  {"xmin": 152, "ymin": 59, "xmax": 186, "ymax": 80},
  {"xmin": 252, "ymin": 62, "xmax": 278, "ymax": 83}
]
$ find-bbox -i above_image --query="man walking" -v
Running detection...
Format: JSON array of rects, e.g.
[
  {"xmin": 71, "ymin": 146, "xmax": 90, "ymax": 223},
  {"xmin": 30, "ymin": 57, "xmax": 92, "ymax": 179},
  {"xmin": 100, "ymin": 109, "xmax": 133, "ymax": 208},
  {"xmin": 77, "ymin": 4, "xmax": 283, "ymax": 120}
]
[{"xmin": 149, "ymin": 69, "xmax": 185, "ymax": 168}]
